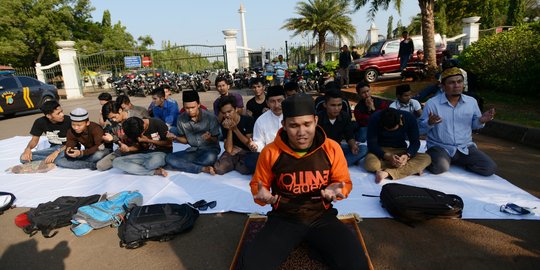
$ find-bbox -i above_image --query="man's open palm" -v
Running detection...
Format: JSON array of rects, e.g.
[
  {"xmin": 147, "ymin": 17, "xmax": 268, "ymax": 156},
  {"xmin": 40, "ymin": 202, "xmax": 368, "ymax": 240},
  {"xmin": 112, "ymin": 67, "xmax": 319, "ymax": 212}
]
[{"xmin": 321, "ymin": 182, "xmax": 345, "ymax": 202}]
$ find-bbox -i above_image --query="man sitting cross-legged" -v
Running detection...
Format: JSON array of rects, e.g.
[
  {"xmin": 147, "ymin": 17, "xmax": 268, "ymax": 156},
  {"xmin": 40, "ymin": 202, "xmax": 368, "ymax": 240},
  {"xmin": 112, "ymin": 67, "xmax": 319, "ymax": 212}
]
[
  {"xmin": 212, "ymin": 96, "xmax": 258, "ymax": 175},
  {"xmin": 317, "ymin": 89, "xmax": 366, "ymax": 166},
  {"xmin": 112, "ymin": 117, "xmax": 171, "ymax": 177},
  {"xmin": 56, "ymin": 108, "xmax": 110, "ymax": 170},
  {"xmin": 365, "ymin": 108, "xmax": 431, "ymax": 183},
  {"xmin": 96, "ymin": 101, "xmax": 147, "ymax": 171},
  {"xmin": 20, "ymin": 100, "xmax": 71, "ymax": 165},
  {"xmin": 166, "ymin": 90, "xmax": 221, "ymax": 175}
]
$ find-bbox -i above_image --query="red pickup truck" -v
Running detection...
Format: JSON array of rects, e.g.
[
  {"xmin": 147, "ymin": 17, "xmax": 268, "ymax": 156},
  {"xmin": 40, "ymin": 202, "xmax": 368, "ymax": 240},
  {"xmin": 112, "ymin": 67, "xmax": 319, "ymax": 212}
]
[{"xmin": 349, "ymin": 34, "xmax": 445, "ymax": 83}]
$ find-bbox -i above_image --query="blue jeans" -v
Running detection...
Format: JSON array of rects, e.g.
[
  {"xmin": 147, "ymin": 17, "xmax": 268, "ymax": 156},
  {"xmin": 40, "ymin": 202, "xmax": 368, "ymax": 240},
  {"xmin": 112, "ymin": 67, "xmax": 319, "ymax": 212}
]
[
  {"xmin": 355, "ymin": 127, "xmax": 367, "ymax": 143},
  {"xmin": 166, "ymin": 148, "xmax": 220, "ymax": 174},
  {"xmin": 399, "ymin": 54, "xmax": 411, "ymax": 71},
  {"xmin": 56, "ymin": 149, "xmax": 110, "ymax": 170},
  {"xmin": 20, "ymin": 145, "xmax": 64, "ymax": 164},
  {"xmin": 341, "ymin": 143, "xmax": 367, "ymax": 166},
  {"xmin": 113, "ymin": 152, "xmax": 167, "ymax": 175}
]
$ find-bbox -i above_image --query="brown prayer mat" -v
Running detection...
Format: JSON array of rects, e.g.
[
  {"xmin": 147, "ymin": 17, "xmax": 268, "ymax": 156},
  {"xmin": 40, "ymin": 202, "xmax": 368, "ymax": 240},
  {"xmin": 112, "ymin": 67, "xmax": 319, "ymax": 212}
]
[{"xmin": 230, "ymin": 214, "xmax": 374, "ymax": 270}]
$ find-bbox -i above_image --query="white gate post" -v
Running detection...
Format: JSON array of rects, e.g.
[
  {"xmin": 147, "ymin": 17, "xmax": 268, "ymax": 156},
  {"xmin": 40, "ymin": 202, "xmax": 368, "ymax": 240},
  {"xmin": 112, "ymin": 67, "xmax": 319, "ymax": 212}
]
[
  {"xmin": 56, "ymin": 41, "xmax": 83, "ymax": 99},
  {"xmin": 367, "ymin": 23, "xmax": 379, "ymax": 45},
  {"xmin": 223, "ymin": 29, "xmax": 239, "ymax": 73},
  {"xmin": 462, "ymin": 17, "xmax": 481, "ymax": 49},
  {"xmin": 35, "ymin": 63, "xmax": 46, "ymax": 83}
]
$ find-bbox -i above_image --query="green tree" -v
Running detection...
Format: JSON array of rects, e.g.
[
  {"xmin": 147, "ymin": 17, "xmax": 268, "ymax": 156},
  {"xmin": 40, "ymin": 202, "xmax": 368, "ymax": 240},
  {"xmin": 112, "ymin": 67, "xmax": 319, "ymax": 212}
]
[
  {"xmin": 407, "ymin": 14, "xmax": 422, "ymax": 35},
  {"xmin": 434, "ymin": 0, "xmax": 447, "ymax": 35},
  {"xmin": 507, "ymin": 0, "xmax": 525, "ymax": 26},
  {"xmin": 138, "ymin": 35, "xmax": 155, "ymax": 51},
  {"xmin": 392, "ymin": 19, "xmax": 405, "ymax": 39},
  {"xmin": 70, "ymin": 0, "xmax": 102, "ymax": 55},
  {"xmin": 387, "ymin": 15, "xmax": 394, "ymax": 39},
  {"xmin": 282, "ymin": 0, "xmax": 356, "ymax": 62},
  {"xmin": 0, "ymin": 0, "xmax": 76, "ymax": 66},
  {"xmin": 353, "ymin": 0, "xmax": 438, "ymax": 74},
  {"xmin": 524, "ymin": 0, "xmax": 540, "ymax": 22},
  {"xmin": 101, "ymin": 21, "xmax": 136, "ymax": 51},
  {"xmin": 102, "ymin": 10, "xmax": 112, "ymax": 28}
]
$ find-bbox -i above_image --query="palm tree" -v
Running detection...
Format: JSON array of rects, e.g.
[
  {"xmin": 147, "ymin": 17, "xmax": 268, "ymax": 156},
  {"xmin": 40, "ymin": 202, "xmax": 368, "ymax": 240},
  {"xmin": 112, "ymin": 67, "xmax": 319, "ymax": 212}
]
[
  {"xmin": 282, "ymin": 0, "xmax": 356, "ymax": 62},
  {"xmin": 352, "ymin": 0, "xmax": 438, "ymax": 74}
]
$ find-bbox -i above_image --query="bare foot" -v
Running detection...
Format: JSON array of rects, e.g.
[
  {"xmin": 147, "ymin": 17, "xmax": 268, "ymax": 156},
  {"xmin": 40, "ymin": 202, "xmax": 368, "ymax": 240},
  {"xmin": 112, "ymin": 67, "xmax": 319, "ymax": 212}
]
[
  {"xmin": 375, "ymin": 170, "xmax": 389, "ymax": 183},
  {"xmin": 202, "ymin": 166, "xmax": 216, "ymax": 175},
  {"xmin": 154, "ymin": 168, "xmax": 168, "ymax": 177}
]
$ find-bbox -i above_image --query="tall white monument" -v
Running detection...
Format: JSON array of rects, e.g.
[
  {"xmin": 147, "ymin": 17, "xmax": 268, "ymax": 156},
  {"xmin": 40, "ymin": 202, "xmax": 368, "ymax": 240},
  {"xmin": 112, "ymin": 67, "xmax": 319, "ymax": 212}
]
[{"xmin": 239, "ymin": 3, "xmax": 249, "ymax": 68}]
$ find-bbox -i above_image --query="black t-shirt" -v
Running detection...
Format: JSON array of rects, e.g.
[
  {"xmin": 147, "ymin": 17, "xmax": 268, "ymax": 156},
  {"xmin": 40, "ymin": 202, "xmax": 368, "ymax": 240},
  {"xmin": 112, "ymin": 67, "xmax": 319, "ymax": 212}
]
[
  {"xmin": 221, "ymin": 115, "xmax": 254, "ymax": 151},
  {"xmin": 314, "ymin": 96, "xmax": 352, "ymax": 117},
  {"xmin": 29, "ymin": 116, "xmax": 72, "ymax": 146},
  {"xmin": 246, "ymin": 97, "xmax": 268, "ymax": 121},
  {"xmin": 140, "ymin": 118, "xmax": 171, "ymax": 153}
]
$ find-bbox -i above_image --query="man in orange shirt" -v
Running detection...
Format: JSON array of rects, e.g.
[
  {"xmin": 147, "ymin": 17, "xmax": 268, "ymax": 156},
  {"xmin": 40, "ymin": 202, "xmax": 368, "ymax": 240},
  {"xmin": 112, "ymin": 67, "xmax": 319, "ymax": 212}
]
[{"xmin": 241, "ymin": 94, "xmax": 366, "ymax": 270}]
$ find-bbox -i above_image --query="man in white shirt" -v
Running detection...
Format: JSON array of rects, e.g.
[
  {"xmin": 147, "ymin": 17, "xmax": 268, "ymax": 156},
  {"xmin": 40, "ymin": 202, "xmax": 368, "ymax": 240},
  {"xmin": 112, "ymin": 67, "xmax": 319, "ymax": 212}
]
[
  {"xmin": 249, "ymin": 85, "xmax": 285, "ymax": 152},
  {"xmin": 389, "ymin": 84, "xmax": 422, "ymax": 118}
]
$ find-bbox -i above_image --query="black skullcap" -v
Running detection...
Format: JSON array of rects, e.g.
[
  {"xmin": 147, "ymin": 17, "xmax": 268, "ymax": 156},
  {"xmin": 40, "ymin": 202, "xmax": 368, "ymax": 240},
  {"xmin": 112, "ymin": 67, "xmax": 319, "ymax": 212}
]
[
  {"xmin": 266, "ymin": 85, "xmax": 285, "ymax": 98},
  {"xmin": 396, "ymin": 84, "xmax": 411, "ymax": 96},
  {"xmin": 182, "ymin": 90, "xmax": 199, "ymax": 103},
  {"xmin": 282, "ymin": 93, "xmax": 315, "ymax": 119}
]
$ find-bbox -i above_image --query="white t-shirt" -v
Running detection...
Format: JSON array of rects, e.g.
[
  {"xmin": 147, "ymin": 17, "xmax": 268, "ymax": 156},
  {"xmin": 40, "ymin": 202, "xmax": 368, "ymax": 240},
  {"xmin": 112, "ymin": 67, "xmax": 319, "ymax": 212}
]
[
  {"xmin": 252, "ymin": 110, "xmax": 283, "ymax": 152},
  {"xmin": 389, "ymin": 99, "xmax": 422, "ymax": 114}
]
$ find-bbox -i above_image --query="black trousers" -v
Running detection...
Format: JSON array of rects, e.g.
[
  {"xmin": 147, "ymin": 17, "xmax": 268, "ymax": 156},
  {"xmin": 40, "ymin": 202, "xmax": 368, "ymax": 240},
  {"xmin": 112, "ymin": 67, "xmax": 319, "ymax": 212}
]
[{"xmin": 239, "ymin": 208, "xmax": 368, "ymax": 270}]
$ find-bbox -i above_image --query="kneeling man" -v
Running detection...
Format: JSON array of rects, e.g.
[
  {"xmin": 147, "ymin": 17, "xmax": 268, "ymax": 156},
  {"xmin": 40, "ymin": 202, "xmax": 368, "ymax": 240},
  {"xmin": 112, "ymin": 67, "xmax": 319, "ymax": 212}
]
[{"xmin": 241, "ymin": 94, "xmax": 367, "ymax": 269}]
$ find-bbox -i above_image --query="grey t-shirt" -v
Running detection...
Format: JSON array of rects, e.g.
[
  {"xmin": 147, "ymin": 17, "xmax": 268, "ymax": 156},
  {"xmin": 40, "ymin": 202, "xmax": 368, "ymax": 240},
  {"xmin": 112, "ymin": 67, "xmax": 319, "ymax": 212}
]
[{"xmin": 177, "ymin": 109, "xmax": 221, "ymax": 152}]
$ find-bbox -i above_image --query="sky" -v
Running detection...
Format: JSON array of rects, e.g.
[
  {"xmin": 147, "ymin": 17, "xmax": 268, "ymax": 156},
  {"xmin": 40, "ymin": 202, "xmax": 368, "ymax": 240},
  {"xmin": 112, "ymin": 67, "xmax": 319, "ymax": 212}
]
[{"xmin": 89, "ymin": 0, "xmax": 420, "ymax": 51}]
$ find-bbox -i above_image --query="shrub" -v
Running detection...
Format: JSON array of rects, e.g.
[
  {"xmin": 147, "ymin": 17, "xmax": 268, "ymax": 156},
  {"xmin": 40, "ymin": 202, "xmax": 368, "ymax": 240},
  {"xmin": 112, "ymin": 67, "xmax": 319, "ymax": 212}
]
[
  {"xmin": 305, "ymin": 60, "xmax": 339, "ymax": 76},
  {"xmin": 459, "ymin": 22, "xmax": 540, "ymax": 96}
]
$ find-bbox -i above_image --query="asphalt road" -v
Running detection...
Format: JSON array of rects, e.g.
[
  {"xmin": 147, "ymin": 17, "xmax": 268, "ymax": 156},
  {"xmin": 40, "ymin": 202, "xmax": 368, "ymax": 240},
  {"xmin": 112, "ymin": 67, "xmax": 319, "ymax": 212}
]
[{"xmin": 0, "ymin": 88, "xmax": 539, "ymax": 270}]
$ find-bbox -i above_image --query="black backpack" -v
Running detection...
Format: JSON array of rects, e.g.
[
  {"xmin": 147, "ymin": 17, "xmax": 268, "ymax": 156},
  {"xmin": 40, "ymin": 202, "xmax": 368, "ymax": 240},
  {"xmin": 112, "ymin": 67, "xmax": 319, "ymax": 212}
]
[
  {"xmin": 0, "ymin": 192, "xmax": 16, "ymax": 215},
  {"xmin": 118, "ymin": 203, "xmax": 200, "ymax": 249},
  {"xmin": 22, "ymin": 195, "xmax": 101, "ymax": 238},
  {"xmin": 380, "ymin": 183, "xmax": 464, "ymax": 224}
]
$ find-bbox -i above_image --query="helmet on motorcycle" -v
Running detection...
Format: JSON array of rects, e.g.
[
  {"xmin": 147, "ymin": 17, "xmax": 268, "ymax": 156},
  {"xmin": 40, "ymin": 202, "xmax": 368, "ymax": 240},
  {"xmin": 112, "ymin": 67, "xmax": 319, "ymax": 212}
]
[{"xmin": 316, "ymin": 61, "xmax": 324, "ymax": 69}]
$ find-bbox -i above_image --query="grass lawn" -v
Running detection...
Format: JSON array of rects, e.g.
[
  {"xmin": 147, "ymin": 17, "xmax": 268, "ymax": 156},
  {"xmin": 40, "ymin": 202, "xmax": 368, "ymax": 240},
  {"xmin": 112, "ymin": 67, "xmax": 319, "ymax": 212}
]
[{"xmin": 369, "ymin": 79, "xmax": 540, "ymax": 128}]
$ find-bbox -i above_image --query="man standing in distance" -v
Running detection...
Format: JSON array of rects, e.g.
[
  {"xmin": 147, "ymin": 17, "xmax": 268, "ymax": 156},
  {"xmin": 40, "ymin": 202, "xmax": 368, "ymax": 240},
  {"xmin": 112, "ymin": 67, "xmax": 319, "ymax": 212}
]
[{"xmin": 398, "ymin": 31, "xmax": 414, "ymax": 73}]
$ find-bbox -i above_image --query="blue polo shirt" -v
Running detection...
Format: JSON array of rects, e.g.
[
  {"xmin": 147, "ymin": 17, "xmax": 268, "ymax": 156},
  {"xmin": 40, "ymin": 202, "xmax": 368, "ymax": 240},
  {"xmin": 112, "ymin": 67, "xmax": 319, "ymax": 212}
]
[{"xmin": 153, "ymin": 99, "xmax": 179, "ymax": 127}]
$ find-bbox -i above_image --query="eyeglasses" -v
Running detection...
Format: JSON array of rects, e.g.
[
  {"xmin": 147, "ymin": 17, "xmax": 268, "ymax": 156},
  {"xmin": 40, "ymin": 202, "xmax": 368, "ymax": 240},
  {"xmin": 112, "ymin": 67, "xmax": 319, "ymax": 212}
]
[
  {"xmin": 189, "ymin": 200, "xmax": 217, "ymax": 211},
  {"xmin": 499, "ymin": 203, "xmax": 535, "ymax": 215}
]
